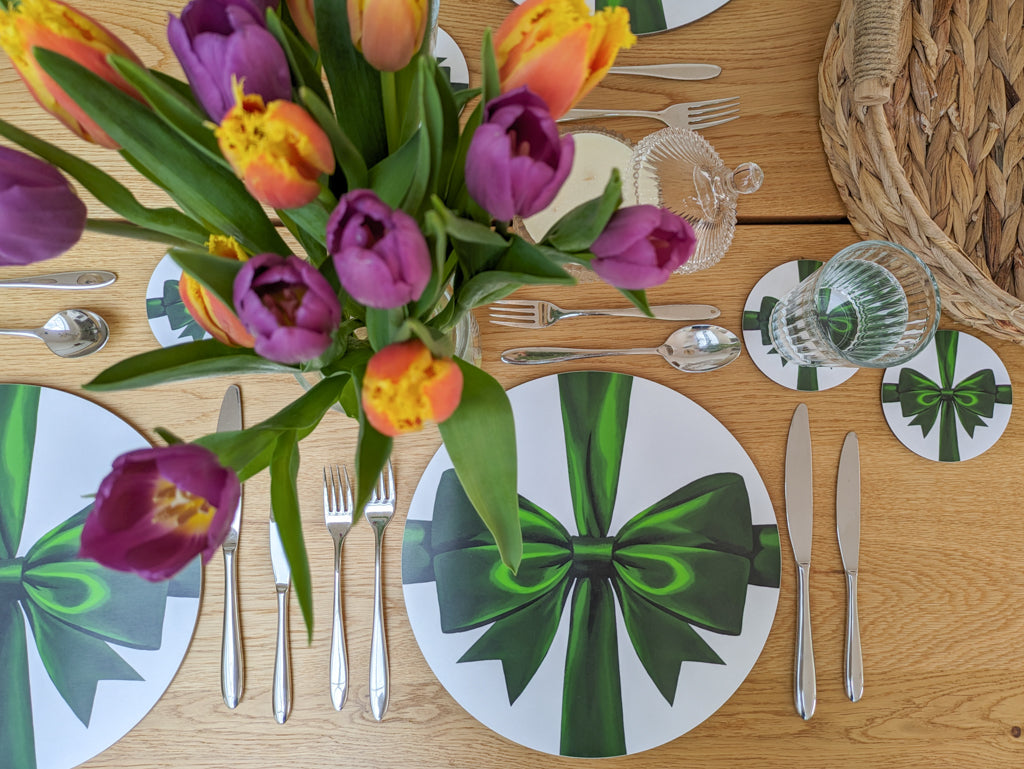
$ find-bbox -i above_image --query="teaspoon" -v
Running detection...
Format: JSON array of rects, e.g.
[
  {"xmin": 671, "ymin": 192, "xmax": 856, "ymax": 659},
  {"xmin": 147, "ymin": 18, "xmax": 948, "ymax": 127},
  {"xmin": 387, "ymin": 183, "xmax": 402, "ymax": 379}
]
[
  {"xmin": 0, "ymin": 270, "xmax": 116, "ymax": 289},
  {"xmin": 501, "ymin": 324, "xmax": 742, "ymax": 372},
  {"xmin": 0, "ymin": 309, "xmax": 110, "ymax": 358}
]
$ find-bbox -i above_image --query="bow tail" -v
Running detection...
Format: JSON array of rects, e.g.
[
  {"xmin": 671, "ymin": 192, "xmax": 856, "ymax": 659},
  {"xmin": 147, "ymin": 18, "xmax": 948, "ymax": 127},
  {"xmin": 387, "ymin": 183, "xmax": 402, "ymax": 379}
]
[
  {"xmin": 597, "ymin": 0, "xmax": 666, "ymax": 33},
  {"xmin": 937, "ymin": 401, "xmax": 960, "ymax": 463},
  {"xmin": 0, "ymin": 384, "xmax": 39, "ymax": 559},
  {"xmin": 561, "ymin": 579, "xmax": 624, "ymax": 757},
  {"xmin": 1, "ymin": 603, "xmax": 36, "ymax": 769}
]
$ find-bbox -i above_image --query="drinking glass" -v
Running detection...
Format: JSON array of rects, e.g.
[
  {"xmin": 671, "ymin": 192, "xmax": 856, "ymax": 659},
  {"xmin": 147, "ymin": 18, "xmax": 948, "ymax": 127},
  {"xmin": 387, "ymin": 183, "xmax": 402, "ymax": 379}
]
[{"xmin": 768, "ymin": 241, "xmax": 941, "ymax": 367}]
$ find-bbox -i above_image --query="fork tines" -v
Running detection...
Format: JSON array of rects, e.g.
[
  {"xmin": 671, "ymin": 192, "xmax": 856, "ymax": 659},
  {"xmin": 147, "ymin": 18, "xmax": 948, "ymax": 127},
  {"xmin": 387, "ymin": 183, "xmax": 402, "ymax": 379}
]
[
  {"xmin": 687, "ymin": 96, "xmax": 740, "ymax": 130},
  {"xmin": 488, "ymin": 299, "xmax": 544, "ymax": 329},
  {"xmin": 323, "ymin": 465, "xmax": 353, "ymax": 519}
]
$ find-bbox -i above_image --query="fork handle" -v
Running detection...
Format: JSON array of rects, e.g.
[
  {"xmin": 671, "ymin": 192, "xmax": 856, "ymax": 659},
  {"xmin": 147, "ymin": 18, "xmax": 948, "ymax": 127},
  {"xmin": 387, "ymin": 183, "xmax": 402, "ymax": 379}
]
[
  {"xmin": 329, "ymin": 539, "xmax": 348, "ymax": 711},
  {"xmin": 221, "ymin": 546, "xmax": 243, "ymax": 709},
  {"xmin": 565, "ymin": 304, "xmax": 720, "ymax": 322},
  {"xmin": 369, "ymin": 527, "xmax": 389, "ymax": 721},
  {"xmin": 273, "ymin": 585, "xmax": 291, "ymax": 724},
  {"xmin": 559, "ymin": 108, "xmax": 657, "ymax": 122},
  {"xmin": 502, "ymin": 347, "xmax": 655, "ymax": 364}
]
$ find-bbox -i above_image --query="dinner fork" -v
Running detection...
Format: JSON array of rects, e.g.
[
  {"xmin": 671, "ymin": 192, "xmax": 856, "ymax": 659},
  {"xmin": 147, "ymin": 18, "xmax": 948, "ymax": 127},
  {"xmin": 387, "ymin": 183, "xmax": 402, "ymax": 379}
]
[
  {"xmin": 323, "ymin": 465, "xmax": 355, "ymax": 711},
  {"xmin": 489, "ymin": 298, "xmax": 720, "ymax": 328},
  {"xmin": 366, "ymin": 459, "xmax": 396, "ymax": 721},
  {"xmin": 559, "ymin": 96, "xmax": 739, "ymax": 131}
]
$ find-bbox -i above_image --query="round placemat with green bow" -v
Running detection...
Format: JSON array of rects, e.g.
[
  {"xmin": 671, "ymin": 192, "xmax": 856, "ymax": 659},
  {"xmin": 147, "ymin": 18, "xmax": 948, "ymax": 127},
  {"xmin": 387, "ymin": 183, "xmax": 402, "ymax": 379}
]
[
  {"xmin": 0, "ymin": 384, "xmax": 201, "ymax": 769},
  {"xmin": 402, "ymin": 372, "xmax": 780, "ymax": 758}
]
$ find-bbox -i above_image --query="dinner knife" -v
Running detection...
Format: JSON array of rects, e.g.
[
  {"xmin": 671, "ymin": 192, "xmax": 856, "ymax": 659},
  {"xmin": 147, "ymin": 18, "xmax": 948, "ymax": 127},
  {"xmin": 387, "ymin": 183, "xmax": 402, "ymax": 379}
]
[
  {"xmin": 269, "ymin": 515, "xmax": 292, "ymax": 724},
  {"xmin": 837, "ymin": 432, "xmax": 863, "ymax": 702},
  {"xmin": 608, "ymin": 63, "xmax": 722, "ymax": 80},
  {"xmin": 217, "ymin": 384, "xmax": 244, "ymax": 709},
  {"xmin": 785, "ymin": 403, "xmax": 816, "ymax": 720}
]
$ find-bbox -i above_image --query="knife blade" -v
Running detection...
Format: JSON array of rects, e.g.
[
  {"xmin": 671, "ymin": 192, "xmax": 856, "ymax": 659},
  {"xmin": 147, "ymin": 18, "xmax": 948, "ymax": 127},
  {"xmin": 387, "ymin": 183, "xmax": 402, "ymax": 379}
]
[
  {"xmin": 785, "ymin": 403, "xmax": 816, "ymax": 719},
  {"xmin": 217, "ymin": 384, "xmax": 243, "ymax": 709},
  {"xmin": 837, "ymin": 432, "xmax": 863, "ymax": 702},
  {"xmin": 269, "ymin": 516, "xmax": 292, "ymax": 724},
  {"xmin": 608, "ymin": 63, "xmax": 722, "ymax": 80}
]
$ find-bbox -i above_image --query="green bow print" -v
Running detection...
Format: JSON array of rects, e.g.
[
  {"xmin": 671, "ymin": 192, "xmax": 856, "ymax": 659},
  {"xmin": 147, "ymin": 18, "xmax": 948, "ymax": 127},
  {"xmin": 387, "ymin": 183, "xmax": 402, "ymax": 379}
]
[
  {"xmin": 596, "ymin": 0, "xmax": 667, "ymax": 33},
  {"xmin": 404, "ymin": 372, "xmax": 780, "ymax": 757},
  {"xmin": 881, "ymin": 331, "xmax": 1012, "ymax": 462},
  {"xmin": 146, "ymin": 278, "xmax": 207, "ymax": 341},
  {"xmin": 0, "ymin": 384, "xmax": 199, "ymax": 769}
]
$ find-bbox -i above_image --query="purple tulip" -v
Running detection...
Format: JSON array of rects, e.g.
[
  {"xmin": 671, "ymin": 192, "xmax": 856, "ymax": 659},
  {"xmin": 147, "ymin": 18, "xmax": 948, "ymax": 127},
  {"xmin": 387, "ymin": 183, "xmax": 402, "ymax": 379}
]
[
  {"xmin": 589, "ymin": 205, "xmax": 697, "ymax": 289},
  {"xmin": 0, "ymin": 146, "xmax": 86, "ymax": 266},
  {"xmin": 168, "ymin": 0, "xmax": 291, "ymax": 121},
  {"xmin": 233, "ymin": 253, "xmax": 341, "ymax": 364},
  {"xmin": 79, "ymin": 444, "xmax": 240, "ymax": 582},
  {"xmin": 464, "ymin": 86, "xmax": 574, "ymax": 221},
  {"xmin": 326, "ymin": 189, "xmax": 431, "ymax": 309}
]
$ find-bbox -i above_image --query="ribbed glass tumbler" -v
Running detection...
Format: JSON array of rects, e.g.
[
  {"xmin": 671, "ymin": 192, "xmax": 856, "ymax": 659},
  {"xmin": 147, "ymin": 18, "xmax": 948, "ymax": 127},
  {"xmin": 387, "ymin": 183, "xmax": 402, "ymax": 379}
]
[{"xmin": 768, "ymin": 241, "xmax": 941, "ymax": 368}]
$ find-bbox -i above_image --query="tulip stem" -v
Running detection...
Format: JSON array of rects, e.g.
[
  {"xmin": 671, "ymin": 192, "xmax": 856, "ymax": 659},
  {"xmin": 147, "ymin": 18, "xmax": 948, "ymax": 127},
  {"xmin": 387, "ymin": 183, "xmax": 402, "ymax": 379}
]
[
  {"xmin": 85, "ymin": 219, "xmax": 201, "ymax": 249},
  {"xmin": 381, "ymin": 71, "xmax": 400, "ymax": 152}
]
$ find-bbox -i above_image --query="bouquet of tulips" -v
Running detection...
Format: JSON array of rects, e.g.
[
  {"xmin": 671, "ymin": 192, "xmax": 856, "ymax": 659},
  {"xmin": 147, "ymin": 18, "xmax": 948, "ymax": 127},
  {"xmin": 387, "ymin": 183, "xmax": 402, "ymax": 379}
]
[{"xmin": 0, "ymin": 0, "xmax": 699, "ymax": 630}]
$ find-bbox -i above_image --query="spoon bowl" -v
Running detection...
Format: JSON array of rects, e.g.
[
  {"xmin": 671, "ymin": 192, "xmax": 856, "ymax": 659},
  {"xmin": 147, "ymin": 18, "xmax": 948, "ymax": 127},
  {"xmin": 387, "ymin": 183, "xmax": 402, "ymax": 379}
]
[
  {"xmin": 0, "ymin": 309, "xmax": 110, "ymax": 358},
  {"xmin": 501, "ymin": 324, "xmax": 742, "ymax": 372}
]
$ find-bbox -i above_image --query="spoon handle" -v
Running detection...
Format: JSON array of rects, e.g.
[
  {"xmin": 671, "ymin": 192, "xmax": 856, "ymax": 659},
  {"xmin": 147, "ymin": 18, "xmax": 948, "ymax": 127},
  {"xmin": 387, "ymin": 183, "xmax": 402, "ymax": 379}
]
[
  {"xmin": 0, "ymin": 328, "xmax": 42, "ymax": 339},
  {"xmin": 0, "ymin": 270, "xmax": 116, "ymax": 289},
  {"xmin": 502, "ymin": 347, "xmax": 655, "ymax": 364}
]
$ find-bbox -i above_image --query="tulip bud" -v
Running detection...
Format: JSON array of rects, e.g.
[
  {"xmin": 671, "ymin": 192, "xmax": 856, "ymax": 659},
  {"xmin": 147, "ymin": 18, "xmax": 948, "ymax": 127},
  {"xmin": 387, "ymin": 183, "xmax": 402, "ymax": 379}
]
[
  {"xmin": 233, "ymin": 252, "xmax": 342, "ymax": 364},
  {"xmin": 465, "ymin": 87, "xmax": 574, "ymax": 221},
  {"xmin": 362, "ymin": 338, "xmax": 463, "ymax": 436},
  {"xmin": 494, "ymin": 0, "xmax": 636, "ymax": 118},
  {"xmin": 215, "ymin": 82, "xmax": 335, "ymax": 210},
  {"xmin": 286, "ymin": 0, "xmax": 318, "ymax": 51},
  {"xmin": 326, "ymin": 189, "xmax": 431, "ymax": 309},
  {"xmin": 589, "ymin": 205, "xmax": 697, "ymax": 289},
  {"xmin": 178, "ymin": 236, "xmax": 257, "ymax": 347},
  {"xmin": 168, "ymin": 0, "xmax": 292, "ymax": 122},
  {"xmin": 348, "ymin": 0, "xmax": 428, "ymax": 72},
  {"xmin": 0, "ymin": 145, "xmax": 86, "ymax": 266},
  {"xmin": 80, "ymin": 444, "xmax": 240, "ymax": 581},
  {"xmin": 0, "ymin": 0, "xmax": 146, "ymax": 147}
]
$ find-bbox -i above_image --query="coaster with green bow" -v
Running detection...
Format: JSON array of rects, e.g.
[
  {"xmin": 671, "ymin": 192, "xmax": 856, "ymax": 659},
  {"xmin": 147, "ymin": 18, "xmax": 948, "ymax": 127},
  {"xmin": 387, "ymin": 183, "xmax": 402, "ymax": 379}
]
[
  {"xmin": 881, "ymin": 330, "xmax": 1012, "ymax": 462},
  {"xmin": 402, "ymin": 372, "xmax": 780, "ymax": 757},
  {"xmin": 0, "ymin": 384, "xmax": 201, "ymax": 769},
  {"xmin": 743, "ymin": 260, "xmax": 858, "ymax": 392}
]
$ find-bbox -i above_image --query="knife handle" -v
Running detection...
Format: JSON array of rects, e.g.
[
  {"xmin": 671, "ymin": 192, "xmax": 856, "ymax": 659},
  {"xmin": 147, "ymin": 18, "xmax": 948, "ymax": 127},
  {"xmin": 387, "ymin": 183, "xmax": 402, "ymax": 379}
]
[
  {"xmin": 794, "ymin": 562, "xmax": 816, "ymax": 719},
  {"xmin": 273, "ymin": 585, "xmax": 291, "ymax": 724},
  {"xmin": 845, "ymin": 571, "xmax": 864, "ymax": 702},
  {"xmin": 221, "ymin": 547, "xmax": 243, "ymax": 708},
  {"xmin": 369, "ymin": 528, "xmax": 389, "ymax": 721}
]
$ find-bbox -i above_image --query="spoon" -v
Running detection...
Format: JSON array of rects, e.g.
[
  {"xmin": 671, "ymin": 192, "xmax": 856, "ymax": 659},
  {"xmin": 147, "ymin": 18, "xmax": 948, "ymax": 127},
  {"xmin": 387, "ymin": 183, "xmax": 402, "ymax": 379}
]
[
  {"xmin": 0, "ymin": 309, "xmax": 110, "ymax": 358},
  {"xmin": 501, "ymin": 324, "xmax": 742, "ymax": 372},
  {"xmin": 0, "ymin": 270, "xmax": 116, "ymax": 289}
]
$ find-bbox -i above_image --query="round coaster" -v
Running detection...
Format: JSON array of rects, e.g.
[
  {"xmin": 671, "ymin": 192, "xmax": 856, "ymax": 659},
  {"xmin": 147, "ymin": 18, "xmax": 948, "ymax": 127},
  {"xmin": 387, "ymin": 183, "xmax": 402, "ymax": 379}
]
[
  {"xmin": 435, "ymin": 28, "xmax": 468, "ymax": 91},
  {"xmin": 401, "ymin": 371, "xmax": 780, "ymax": 758},
  {"xmin": 741, "ymin": 260, "xmax": 858, "ymax": 392},
  {"xmin": 881, "ymin": 329, "xmax": 1013, "ymax": 462},
  {"xmin": 145, "ymin": 253, "xmax": 210, "ymax": 348}
]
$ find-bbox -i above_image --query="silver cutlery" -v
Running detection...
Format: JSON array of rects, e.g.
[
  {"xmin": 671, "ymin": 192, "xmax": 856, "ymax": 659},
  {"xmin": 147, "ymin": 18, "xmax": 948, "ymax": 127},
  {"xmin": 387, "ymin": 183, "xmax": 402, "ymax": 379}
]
[
  {"xmin": 501, "ymin": 324, "xmax": 741, "ymax": 373},
  {"xmin": 0, "ymin": 308, "xmax": 108, "ymax": 358},
  {"xmin": 785, "ymin": 403, "xmax": 816, "ymax": 720},
  {"xmin": 218, "ymin": 385, "xmax": 244, "ymax": 709},
  {"xmin": 324, "ymin": 465, "xmax": 355, "ymax": 711},
  {"xmin": 0, "ymin": 270, "xmax": 116, "ymax": 289},
  {"xmin": 608, "ymin": 63, "xmax": 721, "ymax": 80},
  {"xmin": 488, "ymin": 298, "xmax": 720, "ymax": 328},
  {"xmin": 837, "ymin": 432, "xmax": 863, "ymax": 703},
  {"xmin": 559, "ymin": 96, "xmax": 739, "ymax": 131},
  {"xmin": 269, "ymin": 512, "xmax": 292, "ymax": 723},
  {"xmin": 366, "ymin": 460, "xmax": 396, "ymax": 721}
]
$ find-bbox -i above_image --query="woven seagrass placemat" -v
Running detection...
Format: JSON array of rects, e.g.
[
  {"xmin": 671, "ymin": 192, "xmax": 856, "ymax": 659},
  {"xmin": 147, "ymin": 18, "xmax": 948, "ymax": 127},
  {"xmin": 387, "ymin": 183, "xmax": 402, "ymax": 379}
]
[{"xmin": 819, "ymin": 0, "xmax": 1024, "ymax": 343}]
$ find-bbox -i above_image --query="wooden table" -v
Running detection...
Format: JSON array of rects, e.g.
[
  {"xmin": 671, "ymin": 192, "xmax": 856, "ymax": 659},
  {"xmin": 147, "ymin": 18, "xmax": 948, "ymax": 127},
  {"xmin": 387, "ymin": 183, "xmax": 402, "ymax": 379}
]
[{"xmin": 2, "ymin": 1, "xmax": 1023, "ymax": 767}]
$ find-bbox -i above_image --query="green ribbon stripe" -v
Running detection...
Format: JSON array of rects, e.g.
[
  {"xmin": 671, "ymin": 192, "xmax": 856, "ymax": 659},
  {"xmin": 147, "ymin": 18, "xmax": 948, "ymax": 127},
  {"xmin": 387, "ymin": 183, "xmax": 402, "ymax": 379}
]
[
  {"xmin": 881, "ymin": 331, "xmax": 1012, "ymax": 462},
  {"xmin": 596, "ymin": 0, "xmax": 667, "ymax": 33},
  {"xmin": 0, "ymin": 384, "xmax": 199, "ymax": 769},
  {"xmin": 404, "ymin": 372, "xmax": 780, "ymax": 757}
]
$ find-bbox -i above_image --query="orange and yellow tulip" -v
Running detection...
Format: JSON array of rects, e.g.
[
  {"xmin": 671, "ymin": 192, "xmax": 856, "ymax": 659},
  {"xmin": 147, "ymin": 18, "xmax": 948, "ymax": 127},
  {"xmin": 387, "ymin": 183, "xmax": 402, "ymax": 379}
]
[
  {"xmin": 179, "ymin": 236, "xmax": 256, "ymax": 348},
  {"xmin": 215, "ymin": 82, "xmax": 335, "ymax": 210},
  {"xmin": 493, "ymin": 0, "xmax": 636, "ymax": 118},
  {"xmin": 0, "ymin": 0, "xmax": 145, "ymax": 148},
  {"xmin": 362, "ymin": 339, "xmax": 463, "ymax": 436},
  {"xmin": 348, "ymin": 0, "xmax": 427, "ymax": 72},
  {"xmin": 286, "ymin": 0, "xmax": 318, "ymax": 51}
]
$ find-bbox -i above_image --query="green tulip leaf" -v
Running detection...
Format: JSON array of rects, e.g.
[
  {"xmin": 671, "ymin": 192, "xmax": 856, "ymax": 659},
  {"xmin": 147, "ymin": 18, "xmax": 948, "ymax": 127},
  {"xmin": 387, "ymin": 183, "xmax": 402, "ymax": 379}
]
[
  {"xmin": 480, "ymin": 30, "xmax": 500, "ymax": 106},
  {"xmin": 496, "ymin": 237, "xmax": 576, "ymax": 284},
  {"xmin": 542, "ymin": 168, "xmax": 622, "ymax": 252},
  {"xmin": 433, "ymin": 198, "xmax": 510, "ymax": 273},
  {"xmin": 300, "ymin": 86, "xmax": 369, "ymax": 191},
  {"xmin": 168, "ymin": 247, "xmax": 242, "ymax": 311},
  {"xmin": 352, "ymin": 389, "xmax": 394, "ymax": 517},
  {"xmin": 277, "ymin": 199, "xmax": 330, "ymax": 266},
  {"xmin": 269, "ymin": 434, "xmax": 314, "ymax": 640},
  {"xmin": 266, "ymin": 8, "xmax": 329, "ymax": 106},
  {"xmin": 369, "ymin": 131, "xmax": 424, "ymax": 209}
]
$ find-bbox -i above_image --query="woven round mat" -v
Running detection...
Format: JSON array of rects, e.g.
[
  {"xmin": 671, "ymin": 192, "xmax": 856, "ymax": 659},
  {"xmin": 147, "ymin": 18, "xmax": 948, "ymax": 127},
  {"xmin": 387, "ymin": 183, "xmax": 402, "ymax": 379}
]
[{"xmin": 819, "ymin": 0, "xmax": 1024, "ymax": 343}]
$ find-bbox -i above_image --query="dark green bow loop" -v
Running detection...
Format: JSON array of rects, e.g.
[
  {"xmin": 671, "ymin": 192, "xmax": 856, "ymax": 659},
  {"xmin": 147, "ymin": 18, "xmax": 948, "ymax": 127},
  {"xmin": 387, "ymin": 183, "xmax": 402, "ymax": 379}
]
[
  {"xmin": 596, "ymin": 0, "xmax": 667, "ymax": 33},
  {"xmin": 881, "ymin": 331, "xmax": 1012, "ymax": 461},
  {"xmin": 742, "ymin": 295, "xmax": 779, "ymax": 348}
]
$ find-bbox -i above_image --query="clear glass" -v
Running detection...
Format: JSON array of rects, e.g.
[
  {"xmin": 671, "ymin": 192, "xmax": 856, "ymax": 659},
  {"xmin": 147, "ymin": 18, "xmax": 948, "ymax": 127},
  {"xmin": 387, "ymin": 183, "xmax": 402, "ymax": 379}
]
[
  {"xmin": 630, "ymin": 126, "xmax": 763, "ymax": 273},
  {"xmin": 768, "ymin": 241, "xmax": 941, "ymax": 368}
]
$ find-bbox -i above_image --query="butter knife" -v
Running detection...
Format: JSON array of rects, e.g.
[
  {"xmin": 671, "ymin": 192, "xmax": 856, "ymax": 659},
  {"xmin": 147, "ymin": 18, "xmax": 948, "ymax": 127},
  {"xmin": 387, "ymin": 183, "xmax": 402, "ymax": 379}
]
[
  {"xmin": 269, "ymin": 516, "xmax": 292, "ymax": 723},
  {"xmin": 837, "ymin": 432, "xmax": 863, "ymax": 702},
  {"xmin": 608, "ymin": 63, "xmax": 721, "ymax": 80},
  {"xmin": 785, "ymin": 403, "xmax": 816, "ymax": 719},
  {"xmin": 217, "ymin": 384, "xmax": 243, "ymax": 709}
]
